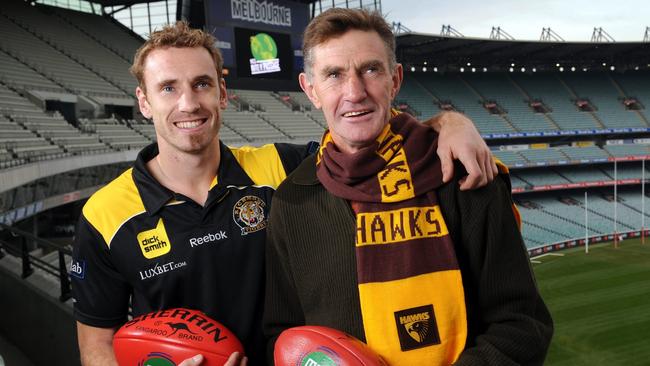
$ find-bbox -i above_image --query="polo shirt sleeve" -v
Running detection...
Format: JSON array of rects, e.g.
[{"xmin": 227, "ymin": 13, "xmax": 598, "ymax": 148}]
[
  {"xmin": 274, "ymin": 141, "xmax": 319, "ymax": 175},
  {"xmin": 71, "ymin": 214, "xmax": 131, "ymax": 328},
  {"xmin": 231, "ymin": 142, "xmax": 318, "ymax": 188}
]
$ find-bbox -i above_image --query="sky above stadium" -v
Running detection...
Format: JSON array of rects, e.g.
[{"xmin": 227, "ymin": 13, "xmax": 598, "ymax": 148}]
[{"xmin": 381, "ymin": 0, "xmax": 650, "ymax": 42}]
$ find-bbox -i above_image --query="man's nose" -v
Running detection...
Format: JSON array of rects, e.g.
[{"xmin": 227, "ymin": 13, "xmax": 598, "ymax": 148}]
[
  {"xmin": 178, "ymin": 90, "xmax": 200, "ymax": 113},
  {"xmin": 344, "ymin": 73, "xmax": 367, "ymax": 102}
]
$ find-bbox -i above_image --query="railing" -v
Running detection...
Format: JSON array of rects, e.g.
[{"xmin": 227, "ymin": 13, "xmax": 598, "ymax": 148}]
[{"xmin": 0, "ymin": 222, "xmax": 72, "ymax": 302}]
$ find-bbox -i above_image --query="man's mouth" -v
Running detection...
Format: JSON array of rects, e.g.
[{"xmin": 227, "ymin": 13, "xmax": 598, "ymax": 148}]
[
  {"xmin": 174, "ymin": 119, "xmax": 206, "ymax": 129},
  {"xmin": 342, "ymin": 110, "xmax": 372, "ymax": 118}
]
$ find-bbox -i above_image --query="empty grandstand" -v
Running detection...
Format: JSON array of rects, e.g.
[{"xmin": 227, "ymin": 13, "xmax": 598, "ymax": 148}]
[{"xmin": 1, "ymin": 0, "xmax": 649, "ymax": 364}]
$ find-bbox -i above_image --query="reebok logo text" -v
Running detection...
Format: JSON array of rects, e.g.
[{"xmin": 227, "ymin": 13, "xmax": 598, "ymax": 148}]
[{"xmin": 189, "ymin": 231, "xmax": 228, "ymax": 247}]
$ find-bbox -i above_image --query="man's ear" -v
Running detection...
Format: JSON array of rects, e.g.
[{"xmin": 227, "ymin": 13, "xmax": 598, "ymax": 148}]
[
  {"xmin": 136, "ymin": 86, "xmax": 152, "ymax": 119},
  {"xmin": 390, "ymin": 63, "xmax": 404, "ymax": 100},
  {"xmin": 299, "ymin": 72, "xmax": 322, "ymax": 109},
  {"xmin": 218, "ymin": 78, "xmax": 228, "ymax": 109}
]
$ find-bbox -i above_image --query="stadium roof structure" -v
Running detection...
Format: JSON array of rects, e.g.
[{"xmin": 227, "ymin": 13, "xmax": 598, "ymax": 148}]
[{"xmin": 396, "ymin": 32, "xmax": 650, "ymax": 73}]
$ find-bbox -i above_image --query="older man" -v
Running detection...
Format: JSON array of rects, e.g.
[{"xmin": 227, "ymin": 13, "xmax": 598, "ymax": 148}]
[{"xmin": 264, "ymin": 8, "xmax": 553, "ymax": 366}]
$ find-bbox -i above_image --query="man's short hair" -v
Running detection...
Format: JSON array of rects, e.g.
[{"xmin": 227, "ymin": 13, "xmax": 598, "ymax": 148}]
[
  {"xmin": 130, "ymin": 21, "xmax": 223, "ymax": 91},
  {"xmin": 302, "ymin": 8, "xmax": 396, "ymax": 78}
]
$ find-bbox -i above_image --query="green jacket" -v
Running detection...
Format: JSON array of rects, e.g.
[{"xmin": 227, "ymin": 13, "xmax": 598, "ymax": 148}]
[{"xmin": 264, "ymin": 155, "xmax": 553, "ymax": 365}]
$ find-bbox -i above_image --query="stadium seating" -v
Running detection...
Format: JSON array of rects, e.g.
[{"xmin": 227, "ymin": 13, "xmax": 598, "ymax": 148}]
[
  {"xmin": 611, "ymin": 72, "xmax": 650, "ymax": 123},
  {"xmin": 562, "ymin": 73, "xmax": 647, "ymax": 129},
  {"xmin": 513, "ymin": 169, "xmax": 568, "ymax": 186},
  {"xmin": 510, "ymin": 73, "xmax": 602, "ymax": 130},
  {"xmin": 604, "ymin": 143, "xmax": 650, "ymax": 157},
  {"xmin": 462, "ymin": 73, "xmax": 557, "ymax": 132},
  {"xmin": 493, "ymin": 149, "xmax": 527, "ymax": 166},
  {"xmin": 555, "ymin": 165, "xmax": 611, "ymax": 182},
  {"xmin": 517, "ymin": 147, "xmax": 567, "ymax": 163},
  {"xmin": 3, "ymin": 1, "xmax": 650, "ymax": 252},
  {"xmin": 0, "ymin": 0, "xmax": 133, "ymax": 97},
  {"xmin": 47, "ymin": 6, "xmax": 142, "ymax": 63},
  {"xmin": 231, "ymin": 89, "xmax": 324, "ymax": 142},
  {"xmin": 559, "ymin": 145, "xmax": 610, "ymax": 161},
  {"xmin": 416, "ymin": 74, "xmax": 517, "ymax": 134},
  {"xmin": 397, "ymin": 74, "xmax": 439, "ymax": 118},
  {"xmin": 81, "ymin": 117, "xmax": 151, "ymax": 151},
  {"xmin": 0, "ymin": 49, "xmax": 64, "ymax": 91}
]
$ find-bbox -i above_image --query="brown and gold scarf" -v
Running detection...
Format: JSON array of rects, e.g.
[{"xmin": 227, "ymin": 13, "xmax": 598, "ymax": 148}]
[{"xmin": 316, "ymin": 112, "xmax": 467, "ymax": 365}]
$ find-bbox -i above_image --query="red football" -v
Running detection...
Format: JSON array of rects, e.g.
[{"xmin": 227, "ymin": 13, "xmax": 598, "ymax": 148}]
[
  {"xmin": 113, "ymin": 308, "xmax": 244, "ymax": 366},
  {"xmin": 274, "ymin": 326, "xmax": 387, "ymax": 366}
]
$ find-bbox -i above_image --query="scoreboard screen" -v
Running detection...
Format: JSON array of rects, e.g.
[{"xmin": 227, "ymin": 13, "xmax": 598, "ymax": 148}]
[
  {"xmin": 234, "ymin": 27, "xmax": 293, "ymax": 79},
  {"xmin": 205, "ymin": 0, "xmax": 309, "ymax": 83}
]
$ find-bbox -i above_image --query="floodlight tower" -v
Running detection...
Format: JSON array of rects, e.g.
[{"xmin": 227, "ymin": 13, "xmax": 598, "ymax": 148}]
[
  {"xmin": 441, "ymin": 25, "xmax": 464, "ymax": 38},
  {"xmin": 591, "ymin": 27, "xmax": 615, "ymax": 42},
  {"xmin": 540, "ymin": 28, "xmax": 565, "ymax": 42},
  {"xmin": 489, "ymin": 27, "xmax": 515, "ymax": 40}
]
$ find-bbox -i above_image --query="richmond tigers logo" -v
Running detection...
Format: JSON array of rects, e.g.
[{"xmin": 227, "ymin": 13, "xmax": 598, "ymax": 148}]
[
  {"xmin": 394, "ymin": 304, "xmax": 441, "ymax": 351},
  {"xmin": 233, "ymin": 195, "xmax": 267, "ymax": 235}
]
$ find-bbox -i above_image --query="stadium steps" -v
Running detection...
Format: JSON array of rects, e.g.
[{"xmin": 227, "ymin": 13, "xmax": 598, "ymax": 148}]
[
  {"xmin": 0, "ymin": 2, "xmax": 131, "ymax": 97},
  {"xmin": 28, "ymin": 31, "xmax": 132, "ymax": 97},
  {"xmin": 50, "ymin": 8, "xmax": 131, "ymax": 64},
  {"xmin": 511, "ymin": 172, "xmax": 534, "ymax": 187},
  {"xmin": 556, "ymin": 75, "xmax": 606, "ymax": 129},
  {"xmin": 589, "ymin": 112, "xmax": 607, "ymax": 129},
  {"xmin": 402, "ymin": 75, "xmax": 443, "ymax": 118},
  {"xmin": 256, "ymin": 114, "xmax": 292, "ymax": 139},
  {"xmin": 48, "ymin": 4, "xmax": 142, "ymax": 61},
  {"xmin": 521, "ymin": 218, "xmax": 568, "ymax": 243},
  {"xmin": 0, "ymin": 49, "xmax": 67, "ymax": 92},
  {"xmin": 541, "ymin": 206, "xmax": 601, "ymax": 234},
  {"xmin": 633, "ymin": 110, "xmax": 650, "ymax": 126},
  {"xmin": 458, "ymin": 76, "xmax": 519, "ymax": 132},
  {"xmin": 507, "ymin": 75, "xmax": 562, "ymax": 131},
  {"xmin": 609, "ymin": 73, "xmax": 650, "ymax": 126},
  {"xmin": 554, "ymin": 169, "xmax": 573, "ymax": 183},
  {"xmin": 459, "ymin": 75, "xmax": 519, "ymax": 132},
  {"xmin": 0, "ymin": 12, "xmax": 122, "ymax": 96},
  {"xmin": 564, "ymin": 73, "xmax": 646, "ymax": 129},
  {"xmin": 605, "ymin": 73, "xmax": 650, "ymax": 127},
  {"xmin": 583, "ymin": 202, "xmax": 636, "ymax": 232}
]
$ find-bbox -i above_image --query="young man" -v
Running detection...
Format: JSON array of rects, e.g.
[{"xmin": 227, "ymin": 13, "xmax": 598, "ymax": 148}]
[
  {"xmin": 71, "ymin": 21, "xmax": 496, "ymax": 366},
  {"xmin": 264, "ymin": 9, "xmax": 553, "ymax": 365}
]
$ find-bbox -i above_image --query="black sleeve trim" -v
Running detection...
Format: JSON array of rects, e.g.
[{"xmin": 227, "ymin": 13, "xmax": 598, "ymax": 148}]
[{"xmin": 274, "ymin": 141, "xmax": 319, "ymax": 176}]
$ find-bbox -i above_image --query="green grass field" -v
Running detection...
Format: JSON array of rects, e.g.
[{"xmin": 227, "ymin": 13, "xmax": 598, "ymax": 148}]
[{"xmin": 532, "ymin": 239, "xmax": 650, "ymax": 365}]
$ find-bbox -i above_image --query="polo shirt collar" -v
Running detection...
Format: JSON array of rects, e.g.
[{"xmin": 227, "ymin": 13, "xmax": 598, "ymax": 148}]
[
  {"xmin": 214, "ymin": 143, "xmax": 255, "ymax": 187},
  {"xmin": 132, "ymin": 143, "xmax": 255, "ymax": 215},
  {"xmin": 132, "ymin": 143, "xmax": 173, "ymax": 215}
]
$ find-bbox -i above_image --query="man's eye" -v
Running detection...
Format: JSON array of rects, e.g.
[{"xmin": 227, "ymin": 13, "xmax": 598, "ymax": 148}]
[
  {"xmin": 365, "ymin": 67, "xmax": 378, "ymax": 74},
  {"xmin": 327, "ymin": 72, "xmax": 339, "ymax": 79},
  {"xmin": 162, "ymin": 86, "xmax": 174, "ymax": 93},
  {"xmin": 196, "ymin": 81, "xmax": 210, "ymax": 88}
]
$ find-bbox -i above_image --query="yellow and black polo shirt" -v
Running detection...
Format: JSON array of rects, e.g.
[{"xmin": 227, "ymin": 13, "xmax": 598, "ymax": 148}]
[{"xmin": 71, "ymin": 142, "xmax": 313, "ymax": 365}]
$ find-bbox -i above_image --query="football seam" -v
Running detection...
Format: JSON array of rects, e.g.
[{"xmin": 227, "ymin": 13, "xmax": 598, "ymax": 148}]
[{"xmin": 114, "ymin": 335, "xmax": 239, "ymax": 358}]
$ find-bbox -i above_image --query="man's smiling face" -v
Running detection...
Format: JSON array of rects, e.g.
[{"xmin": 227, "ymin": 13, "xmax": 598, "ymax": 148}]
[
  {"xmin": 300, "ymin": 29, "xmax": 402, "ymax": 153},
  {"xmin": 136, "ymin": 46, "xmax": 227, "ymax": 155}
]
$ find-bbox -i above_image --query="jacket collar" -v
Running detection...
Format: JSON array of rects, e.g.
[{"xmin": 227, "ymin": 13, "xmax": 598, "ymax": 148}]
[{"xmin": 291, "ymin": 154, "xmax": 321, "ymax": 186}]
